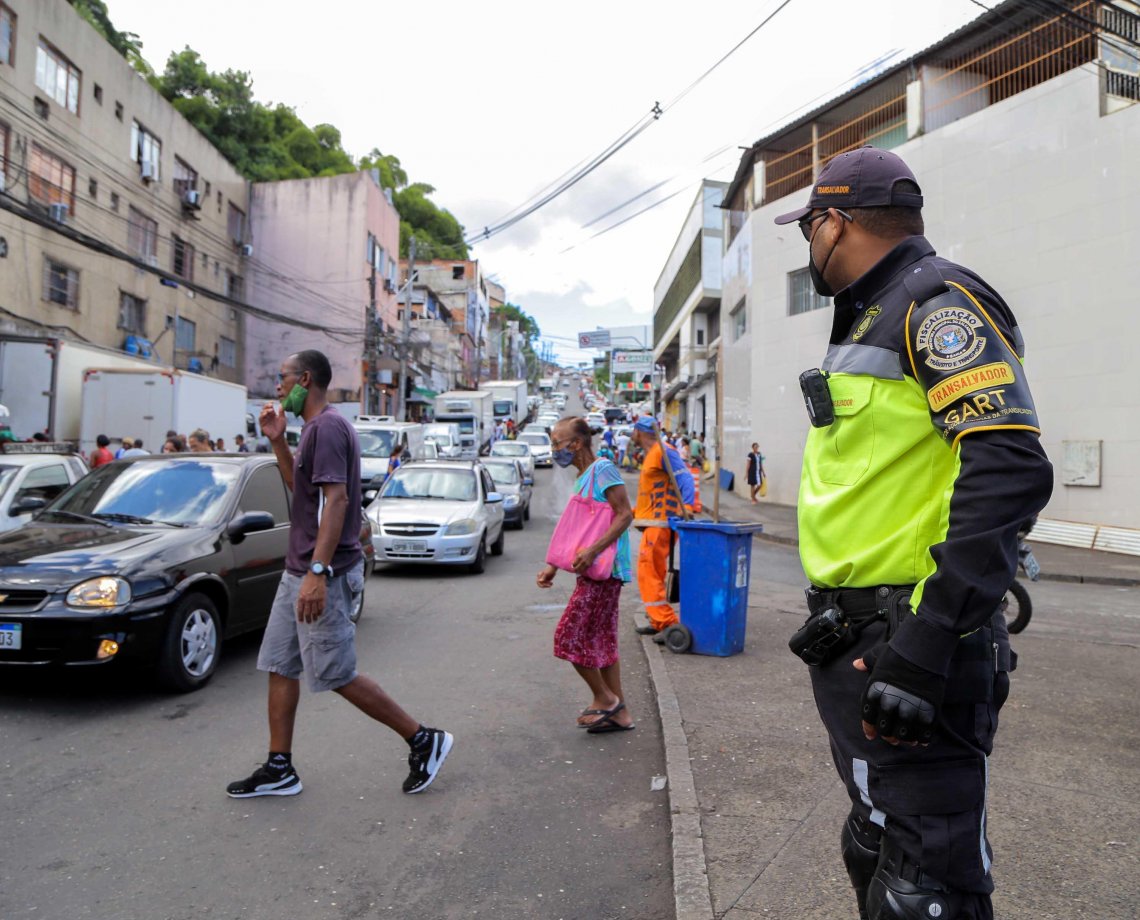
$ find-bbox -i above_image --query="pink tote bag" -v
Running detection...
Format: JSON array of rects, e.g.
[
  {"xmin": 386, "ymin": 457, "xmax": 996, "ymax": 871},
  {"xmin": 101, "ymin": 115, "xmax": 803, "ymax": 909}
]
[{"xmin": 546, "ymin": 463, "xmax": 617, "ymax": 581}]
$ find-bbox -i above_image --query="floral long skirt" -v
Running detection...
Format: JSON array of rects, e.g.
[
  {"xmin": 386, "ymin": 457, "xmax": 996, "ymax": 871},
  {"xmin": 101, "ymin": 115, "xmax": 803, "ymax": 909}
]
[{"xmin": 552, "ymin": 575, "xmax": 623, "ymax": 669}]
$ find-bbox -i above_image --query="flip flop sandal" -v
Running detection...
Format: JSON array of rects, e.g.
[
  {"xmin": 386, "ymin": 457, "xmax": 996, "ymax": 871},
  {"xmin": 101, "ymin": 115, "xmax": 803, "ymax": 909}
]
[
  {"xmin": 584, "ymin": 702, "xmax": 635, "ymax": 733},
  {"xmin": 577, "ymin": 708, "xmax": 610, "ymax": 728},
  {"xmin": 578, "ymin": 701, "xmax": 624, "ymax": 729}
]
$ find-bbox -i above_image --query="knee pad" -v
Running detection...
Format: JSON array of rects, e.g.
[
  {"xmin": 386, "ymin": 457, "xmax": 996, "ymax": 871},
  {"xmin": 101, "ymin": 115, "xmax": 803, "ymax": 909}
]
[
  {"xmin": 867, "ymin": 836, "xmax": 963, "ymax": 920},
  {"xmin": 841, "ymin": 808, "xmax": 882, "ymax": 919}
]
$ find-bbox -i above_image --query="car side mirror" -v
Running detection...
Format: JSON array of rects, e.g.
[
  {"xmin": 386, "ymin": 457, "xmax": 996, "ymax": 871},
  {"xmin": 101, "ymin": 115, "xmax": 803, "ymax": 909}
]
[
  {"xmin": 486, "ymin": 491, "xmax": 503, "ymax": 504},
  {"xmin": 9, "ymin": 496, "xmax": 47, "ymax": 516},
  {"xmin": 523, "ymin": 477, "xmax": 534, "ymax": 486},
  {"xmin": 227, "ymin": 510, "xmax": 275, "ymax": 544}
]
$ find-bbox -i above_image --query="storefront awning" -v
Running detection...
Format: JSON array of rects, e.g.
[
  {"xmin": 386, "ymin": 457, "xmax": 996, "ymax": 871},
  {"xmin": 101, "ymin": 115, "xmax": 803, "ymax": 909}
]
[{"xmin": 414, "ymin": 386, "xmax": 438, "ymax": 399}]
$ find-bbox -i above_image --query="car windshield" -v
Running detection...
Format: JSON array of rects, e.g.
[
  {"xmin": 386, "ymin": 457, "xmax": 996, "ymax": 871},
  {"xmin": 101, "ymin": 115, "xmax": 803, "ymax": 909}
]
[
  {"xmin": 380, "ymin": 468, "xmax": 477, "ymax": 501},
  {"xmin": 520, "ymin": 433, "xmax": 550, "ymax": 446},
  {"xmin": 492, "ymin": 443, "xmax": 529, "ymax": 456},
  {"xmin": 357, "ymin": 429, "xmax": 398, "ymax": 458},
  {"xmin": 0, "ymin": 465, "xmax": 19, "ymax": 494},
  {"xmin": 484, "ymin": 463, "xmax": 519, "ymax": 485},
  {"xmin": 46, "ymin": 459, "xmax": 241, "ymax": 525}
]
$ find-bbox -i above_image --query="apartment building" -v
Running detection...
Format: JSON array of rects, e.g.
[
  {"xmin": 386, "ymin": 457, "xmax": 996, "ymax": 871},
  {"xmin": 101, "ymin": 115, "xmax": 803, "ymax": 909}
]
[
  {"xmin": 719, "ymin": 0, "xmax": 1140, "ymax": 532},
  {"xmin": 652, "ymin": 180, "xmax": 727, "ymax": 437},
  {"xmin": 245, "ymin": 170, "xmax": 400, "ymax": 403},
  {"xmin": 404, "ymin": 259, "xmax": 488, "ymax": 389},
  {"xmin": 0, "ymin": 0, "xmax": 249, "ymax": 382}
]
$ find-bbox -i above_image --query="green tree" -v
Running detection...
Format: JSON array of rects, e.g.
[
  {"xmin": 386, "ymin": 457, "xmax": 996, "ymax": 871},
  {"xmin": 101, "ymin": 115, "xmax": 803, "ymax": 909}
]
[{"xmin": 68, "ymin": 0, "xmax": 152, "ymax": 76}]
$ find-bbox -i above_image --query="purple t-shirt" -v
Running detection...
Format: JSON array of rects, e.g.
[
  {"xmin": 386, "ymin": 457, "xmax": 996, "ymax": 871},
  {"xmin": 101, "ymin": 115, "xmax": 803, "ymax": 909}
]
[{"xmin": 286, "ymin": 406, "xmax": 363, "ymax": 576}]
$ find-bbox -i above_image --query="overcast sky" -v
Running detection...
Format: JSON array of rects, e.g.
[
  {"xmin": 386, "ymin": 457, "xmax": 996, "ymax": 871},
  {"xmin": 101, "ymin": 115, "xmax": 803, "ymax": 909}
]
[{"xmin": 109, "ymin": 0, "xmax": 984, "ymax": 364}]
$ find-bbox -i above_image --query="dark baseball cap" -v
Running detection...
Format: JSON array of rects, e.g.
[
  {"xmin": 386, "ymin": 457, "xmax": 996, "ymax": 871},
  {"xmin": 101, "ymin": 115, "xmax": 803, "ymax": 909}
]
[{"xmin": 774, "ymin": 146, "xmax": 923, "ymax": 225}]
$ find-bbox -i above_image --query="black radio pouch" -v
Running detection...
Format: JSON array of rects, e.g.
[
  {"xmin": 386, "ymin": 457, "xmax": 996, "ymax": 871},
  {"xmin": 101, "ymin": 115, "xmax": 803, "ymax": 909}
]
[
  {"xmin": 799, "ymin": 368, "xmax": 834, "ymax": 428},
  {"xmin": 789, "ymin": 603, "xmax": 855, "ymax": 666}
]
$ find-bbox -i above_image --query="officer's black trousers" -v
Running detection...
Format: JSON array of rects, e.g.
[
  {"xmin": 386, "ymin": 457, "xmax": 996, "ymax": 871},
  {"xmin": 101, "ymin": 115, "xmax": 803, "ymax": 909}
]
[{"xmin": 809, "ymin": 613, "xmax": 1013, "ymax": 920}]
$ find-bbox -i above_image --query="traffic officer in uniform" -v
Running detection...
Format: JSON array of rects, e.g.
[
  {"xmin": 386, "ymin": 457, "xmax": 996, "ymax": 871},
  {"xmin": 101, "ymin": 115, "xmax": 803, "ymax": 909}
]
[
  {"xmin": 778, "ymin": 147, "xmax": 1053, "ymax": 919},
  {"xmin": 629, "ymin": 417, "xmax": 695, "ymax": 639}
]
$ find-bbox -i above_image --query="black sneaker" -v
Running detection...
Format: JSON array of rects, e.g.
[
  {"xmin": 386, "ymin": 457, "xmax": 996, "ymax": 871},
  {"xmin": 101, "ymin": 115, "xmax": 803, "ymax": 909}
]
[
  {"xmin": 226, "ymin": 762, "xmax": 302, "ymax": 798},
  {"xmin": 403, "ymin": 728, "xmax": 453, "ymax": 794}
]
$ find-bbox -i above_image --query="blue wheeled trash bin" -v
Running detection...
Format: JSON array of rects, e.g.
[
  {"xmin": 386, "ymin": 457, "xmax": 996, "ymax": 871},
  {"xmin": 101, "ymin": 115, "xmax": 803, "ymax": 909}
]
[{"xmin": 664, "ymin": 520, "xmax": 764, "ymax": 656}]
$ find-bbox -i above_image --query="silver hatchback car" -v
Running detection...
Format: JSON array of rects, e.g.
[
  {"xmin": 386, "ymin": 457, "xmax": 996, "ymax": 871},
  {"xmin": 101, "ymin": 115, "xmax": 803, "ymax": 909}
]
[{"xmin": 366, "ymin": 461, "xmax": 505, "ymax": 574}]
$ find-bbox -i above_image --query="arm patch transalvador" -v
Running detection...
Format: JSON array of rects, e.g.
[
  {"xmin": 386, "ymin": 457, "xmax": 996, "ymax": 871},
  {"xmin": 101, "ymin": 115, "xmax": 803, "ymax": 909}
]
[{"xmin": 905, "ymin": 282, "xmax": 1040, "ymax": 446}]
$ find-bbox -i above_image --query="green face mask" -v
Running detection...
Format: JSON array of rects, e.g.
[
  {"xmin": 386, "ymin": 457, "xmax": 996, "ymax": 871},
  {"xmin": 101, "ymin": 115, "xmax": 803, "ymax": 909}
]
[{"xmin": 280, "ymin": 383, "xmax": 308, "ymax": 416}]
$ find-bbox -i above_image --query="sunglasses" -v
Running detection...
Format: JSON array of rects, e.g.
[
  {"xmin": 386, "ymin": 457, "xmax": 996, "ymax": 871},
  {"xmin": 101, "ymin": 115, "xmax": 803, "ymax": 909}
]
[{"xmin": 798, "ymin": 208, "xmax": 853, "ymax": 242}]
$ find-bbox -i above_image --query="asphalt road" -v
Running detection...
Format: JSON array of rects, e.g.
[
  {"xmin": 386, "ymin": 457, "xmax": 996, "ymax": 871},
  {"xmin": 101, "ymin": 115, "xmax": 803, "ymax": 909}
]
[{"xmin": 0, "ymin": 436, "xmax": 674, "ymax": 919}]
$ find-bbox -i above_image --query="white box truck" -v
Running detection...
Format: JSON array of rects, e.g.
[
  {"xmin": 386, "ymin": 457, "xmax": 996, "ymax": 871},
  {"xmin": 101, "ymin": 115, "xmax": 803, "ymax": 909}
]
[
  {"xmin": 0, "ymin": 335, "xmax": 161, "ymax": 442},
  {"xmin": 80, "ymin": 368, "xmax": 248, "ymax": 457},
  {"xmin": 433, "ymin": 390, "xmax": 494, "ymax": 457},
  {"xmin": 484, "ymin": 380, "xmax": 529, "ymax": 426}
]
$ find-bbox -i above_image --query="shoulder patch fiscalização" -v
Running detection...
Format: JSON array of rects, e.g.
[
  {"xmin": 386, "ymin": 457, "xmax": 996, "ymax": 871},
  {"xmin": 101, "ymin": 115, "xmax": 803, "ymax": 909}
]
[{"xmin": 905, "ymin": 284, "xmax": 1040, "ymax": 446}]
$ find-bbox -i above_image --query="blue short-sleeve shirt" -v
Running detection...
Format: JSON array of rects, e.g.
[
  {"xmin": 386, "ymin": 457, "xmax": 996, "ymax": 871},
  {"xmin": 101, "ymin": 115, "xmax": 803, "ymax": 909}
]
[{"xmin": 574, "ymin": 458, "xmax": 632, "ymax": 582}]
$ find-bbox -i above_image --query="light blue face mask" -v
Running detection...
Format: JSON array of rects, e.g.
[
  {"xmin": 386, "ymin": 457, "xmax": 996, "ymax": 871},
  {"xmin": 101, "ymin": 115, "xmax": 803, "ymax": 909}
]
[{"xmin": 552, "ymin": 447, "xmax": 575, "ymax": 468}]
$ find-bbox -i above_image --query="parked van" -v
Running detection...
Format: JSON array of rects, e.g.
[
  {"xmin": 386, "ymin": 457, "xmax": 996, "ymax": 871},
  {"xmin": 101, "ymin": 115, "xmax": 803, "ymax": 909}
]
[
  {"xmin": 424, "ymin": 422, "xmax": 462, "ymax": 458},
  {"xmin": 353, "ymin": 419, "xmax": 426, "ymax": 501}
]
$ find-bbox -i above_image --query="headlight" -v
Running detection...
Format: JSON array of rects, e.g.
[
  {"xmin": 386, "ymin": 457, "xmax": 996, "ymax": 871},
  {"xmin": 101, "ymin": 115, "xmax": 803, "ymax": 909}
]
[
  {"xmin": 504, "ymin": 495, "xmax": 519, "ymax": 507},
  {"xmin": 66, "ymin": 576, "xmax": 131, "ymax": 608},
  {"xmin": 444, "ymin": 518, "xmax": 478, "ymax": 535}
]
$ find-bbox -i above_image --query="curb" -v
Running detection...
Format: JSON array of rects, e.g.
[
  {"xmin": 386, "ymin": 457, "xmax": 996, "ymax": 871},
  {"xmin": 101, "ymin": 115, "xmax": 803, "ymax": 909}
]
[
  {"xmin": 636, "ymin": 613, "xmax": 715, "ymax": 920},
  {"xmin": 747, "ymin": 531, "xmax": 1140, "ymax": 587}
]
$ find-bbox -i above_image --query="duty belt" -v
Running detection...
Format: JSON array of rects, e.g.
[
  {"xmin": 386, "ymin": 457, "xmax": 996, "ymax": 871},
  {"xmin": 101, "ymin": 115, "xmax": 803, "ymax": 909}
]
[{"xmin": 805, "ymin": 584, "xmax": 915, "ymax": 623}]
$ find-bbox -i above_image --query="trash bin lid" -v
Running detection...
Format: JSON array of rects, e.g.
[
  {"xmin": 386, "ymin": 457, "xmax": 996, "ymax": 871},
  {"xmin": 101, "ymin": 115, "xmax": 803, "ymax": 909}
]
[{"xmin": 669, "ymin": 520, "xmax": 764, "ymax": 536}]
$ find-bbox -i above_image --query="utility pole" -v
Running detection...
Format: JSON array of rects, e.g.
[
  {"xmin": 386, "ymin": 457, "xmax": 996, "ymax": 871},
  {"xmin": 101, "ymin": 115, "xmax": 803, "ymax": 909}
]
[
  {"xmin": 365, "ymin": 258, "xmax": 377, "ymax": 415},
  {"xmin": 397, "ymin": 237, "xmax": 415, "ymax": 420}
]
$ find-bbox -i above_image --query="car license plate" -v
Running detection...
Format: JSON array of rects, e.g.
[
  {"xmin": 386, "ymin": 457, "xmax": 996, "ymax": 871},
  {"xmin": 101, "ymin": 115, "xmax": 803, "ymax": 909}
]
[
  {"xmin": 392, "ymin": 540, "xmax": 427, "ymax": 553},
  {"xmin": 0, "ymin": 623, "xmax": 21, "ymax": 650}
]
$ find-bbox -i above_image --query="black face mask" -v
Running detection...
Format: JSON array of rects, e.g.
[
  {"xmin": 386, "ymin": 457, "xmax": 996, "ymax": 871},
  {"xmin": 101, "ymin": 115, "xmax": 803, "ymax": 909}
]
[{"xmin": 808, "ymin": 215, "xmax": 840, "ymax": 298}]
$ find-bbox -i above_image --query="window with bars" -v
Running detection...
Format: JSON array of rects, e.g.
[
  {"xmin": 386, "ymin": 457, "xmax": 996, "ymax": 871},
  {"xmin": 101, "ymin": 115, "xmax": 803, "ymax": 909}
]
[
  {"xmin": 35, "ymin": 40, "xmax": 80, "ymax": 114},
  {"xmin": 118, "ymin": 291, "xmax": 146, "ymax": 333},
  {"xmin": 227, "ymin": 202, "xmax": 245, "ymax": 243},
  {"xmin": 42, "ymin": 257, "xmax": 78, "ymax": 309},
  {"xmin": 28, "ymin": 143, "xmax": 75, "ymax": 211},
  {"xmin": 1, "ymin": 4, "xmax": 15, "ymax": 67},
  {"xmin": 130, "ymin": 120, "xmax": 161, "ymax": 181},
  {"xmin": 173, "ymin": 157, "xmax": 198, "ymax": 197},
  {"xmin": 788, "ymin": 268, "xmax": 830, "ymax": 316},
  {"xmin": 219, "ymin": 336, "xmax": 236, "ymax": 368},
  {"xmin": 172, "ymin": 235, "xmax": 194, "ymax": 281},
  {"xmin": 226, "ymin": 270, "xmax": 244, "ymax": 301},
  {"xmin": 175, "ymin": 316, "xmax": 196, "ymax": 353},
  {"xmin": 127, "ymin": 206, "xmax": 158, "ymax": 262}
]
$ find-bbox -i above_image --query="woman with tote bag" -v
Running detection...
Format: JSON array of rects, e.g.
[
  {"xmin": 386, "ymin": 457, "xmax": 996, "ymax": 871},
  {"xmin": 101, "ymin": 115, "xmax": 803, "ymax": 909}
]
[{"xmin": 537, "ymin": 417, "xmax": 635, "ymax": 733}]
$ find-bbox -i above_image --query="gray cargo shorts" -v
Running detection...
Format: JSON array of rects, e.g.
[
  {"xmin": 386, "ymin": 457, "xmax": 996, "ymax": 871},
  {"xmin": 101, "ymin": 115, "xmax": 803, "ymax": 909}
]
[{"xmin": 256, "ymin": 561, "xmax": 365, "ymax": 692}]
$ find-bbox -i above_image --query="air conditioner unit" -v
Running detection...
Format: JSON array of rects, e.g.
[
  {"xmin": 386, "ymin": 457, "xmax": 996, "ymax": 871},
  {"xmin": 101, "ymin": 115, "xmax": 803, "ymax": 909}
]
[
  {"xmin": 140, "ymin": 160, "xmax": 156, "ymax": 182},
  {"xmin": 384, "ymin": 278, "xmax": 397, "ymax": 294},
  {"xmin": 48, "ymin": 203, "xmax": 69, "ymax": 224},
  {"xmin": 182, "ymin": 189, "xmax": 202, "ymax": 210},
  {"xmin": 240, "ymin": 243, "xmax": 253, "ymax": 257},
  {"xmin": 145, "ymin": 254, "xmax": 159, "ymax": 268}
]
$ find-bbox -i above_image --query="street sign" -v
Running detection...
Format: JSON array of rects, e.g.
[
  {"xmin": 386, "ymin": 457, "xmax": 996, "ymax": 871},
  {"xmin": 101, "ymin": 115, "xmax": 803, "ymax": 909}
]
[
  {"xmin": 612, "ymin": 350, "xmax": 654, "ymax": 373},
  {"xmin": 578, "ymin": 329, "xmax": 611, "ymax": 349}
]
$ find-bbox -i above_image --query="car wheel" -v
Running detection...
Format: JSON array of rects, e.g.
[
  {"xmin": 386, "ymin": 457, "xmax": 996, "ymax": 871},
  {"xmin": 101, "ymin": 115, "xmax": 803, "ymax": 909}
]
[
  {"xmin": 490, "ymin": 526, "xmax": 505, "ymax": 556},
  {"xmin": 523, "ymin": 502, "xmax": 530, "ymax": 522},
  {"xmin": 350, "ymin": 582, "xmax": 366, "ymax": 624},
  {"xmin": 158, "ymin": 592, "xmax": 221, "ymax": 693},
  {"xmin": 469, "ymin": 536, "xmax": 487, "ymax": 574}
]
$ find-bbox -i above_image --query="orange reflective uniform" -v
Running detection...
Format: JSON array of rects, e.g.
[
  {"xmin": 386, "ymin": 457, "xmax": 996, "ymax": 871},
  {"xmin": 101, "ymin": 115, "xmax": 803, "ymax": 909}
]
[{"xmin": 636, "ymin": 442, "xmax": 684, "ymax": 630}]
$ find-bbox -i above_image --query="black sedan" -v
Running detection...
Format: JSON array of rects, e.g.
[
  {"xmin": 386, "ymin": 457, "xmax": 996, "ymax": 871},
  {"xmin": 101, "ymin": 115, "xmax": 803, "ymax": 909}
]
[{"xmin": 0, "ymin": 455, "xmax": 373, "ymax": 692}]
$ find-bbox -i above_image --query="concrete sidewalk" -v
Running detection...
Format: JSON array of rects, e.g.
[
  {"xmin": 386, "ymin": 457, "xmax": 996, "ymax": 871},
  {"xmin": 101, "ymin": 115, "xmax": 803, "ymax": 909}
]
[
  {"xmin": 631, "ymin": 479, "xmax": 1140, "ymax": 919},
  {"xmin": 706, "ymin": 486, "xmax": 1140, "ymax": 587}
]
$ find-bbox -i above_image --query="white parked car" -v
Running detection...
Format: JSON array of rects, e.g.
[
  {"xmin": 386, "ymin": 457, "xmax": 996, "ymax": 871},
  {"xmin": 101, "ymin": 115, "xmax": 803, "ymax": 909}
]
[
  {"xmin": 518, "ymin": 431, "xmax": 553, "ymax": 467},
  {"xmin": 586, "ymin": 412, "xmax": 606, "ymax": 433},
  {"xmin": 0, "ymin": 451, "xmax": 89, "ymax": 532},
  {"xmin": 367, "ymin": 461, "xmax": 505, "ymax": 574},
  {"xmin": 489, "ymin": 440, "xmax": 536, "ymax": 478}
]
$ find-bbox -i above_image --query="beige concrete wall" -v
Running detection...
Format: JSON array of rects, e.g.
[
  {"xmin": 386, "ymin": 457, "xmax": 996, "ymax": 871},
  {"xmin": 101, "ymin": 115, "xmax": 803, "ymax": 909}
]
[
  {"xmin": 245, "ymin": 171, "xmax": 399, "ymax": 398},
  {"xmin": 0, "ymin": 0, "xmax": 248, "ymax": 382}
]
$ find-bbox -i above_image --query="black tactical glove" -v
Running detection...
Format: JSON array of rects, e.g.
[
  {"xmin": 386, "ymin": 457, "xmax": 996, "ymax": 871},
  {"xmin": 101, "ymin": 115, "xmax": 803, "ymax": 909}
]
[{"xmin": 859, "ymin": 644, "xmax": 945, "ymax": 744}]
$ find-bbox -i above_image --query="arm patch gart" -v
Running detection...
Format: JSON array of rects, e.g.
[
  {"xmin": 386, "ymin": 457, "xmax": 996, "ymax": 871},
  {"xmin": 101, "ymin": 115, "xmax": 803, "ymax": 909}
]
[{"xmin": 905, "ymin": 283, "xmax": 1040, "ymax": 446}]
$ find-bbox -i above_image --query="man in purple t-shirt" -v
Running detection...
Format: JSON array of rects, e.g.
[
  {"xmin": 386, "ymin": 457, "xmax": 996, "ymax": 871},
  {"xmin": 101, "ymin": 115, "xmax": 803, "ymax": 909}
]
[{"xmin": 227, "ymin": 349, "xmax": 452, "ymax": 799}]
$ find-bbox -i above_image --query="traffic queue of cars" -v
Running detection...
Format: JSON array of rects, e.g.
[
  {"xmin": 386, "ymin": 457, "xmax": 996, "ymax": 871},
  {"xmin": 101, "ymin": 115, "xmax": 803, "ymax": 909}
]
[{"xmin": 0, "ymin": 400, "xmax": 561, "ymax": 694}]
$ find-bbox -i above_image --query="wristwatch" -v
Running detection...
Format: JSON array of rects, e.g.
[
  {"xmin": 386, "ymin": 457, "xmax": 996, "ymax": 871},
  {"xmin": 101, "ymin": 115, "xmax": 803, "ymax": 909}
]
[{"xmin": 309, "ymin": 561, "xmax": 334, "ymax": 579}]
